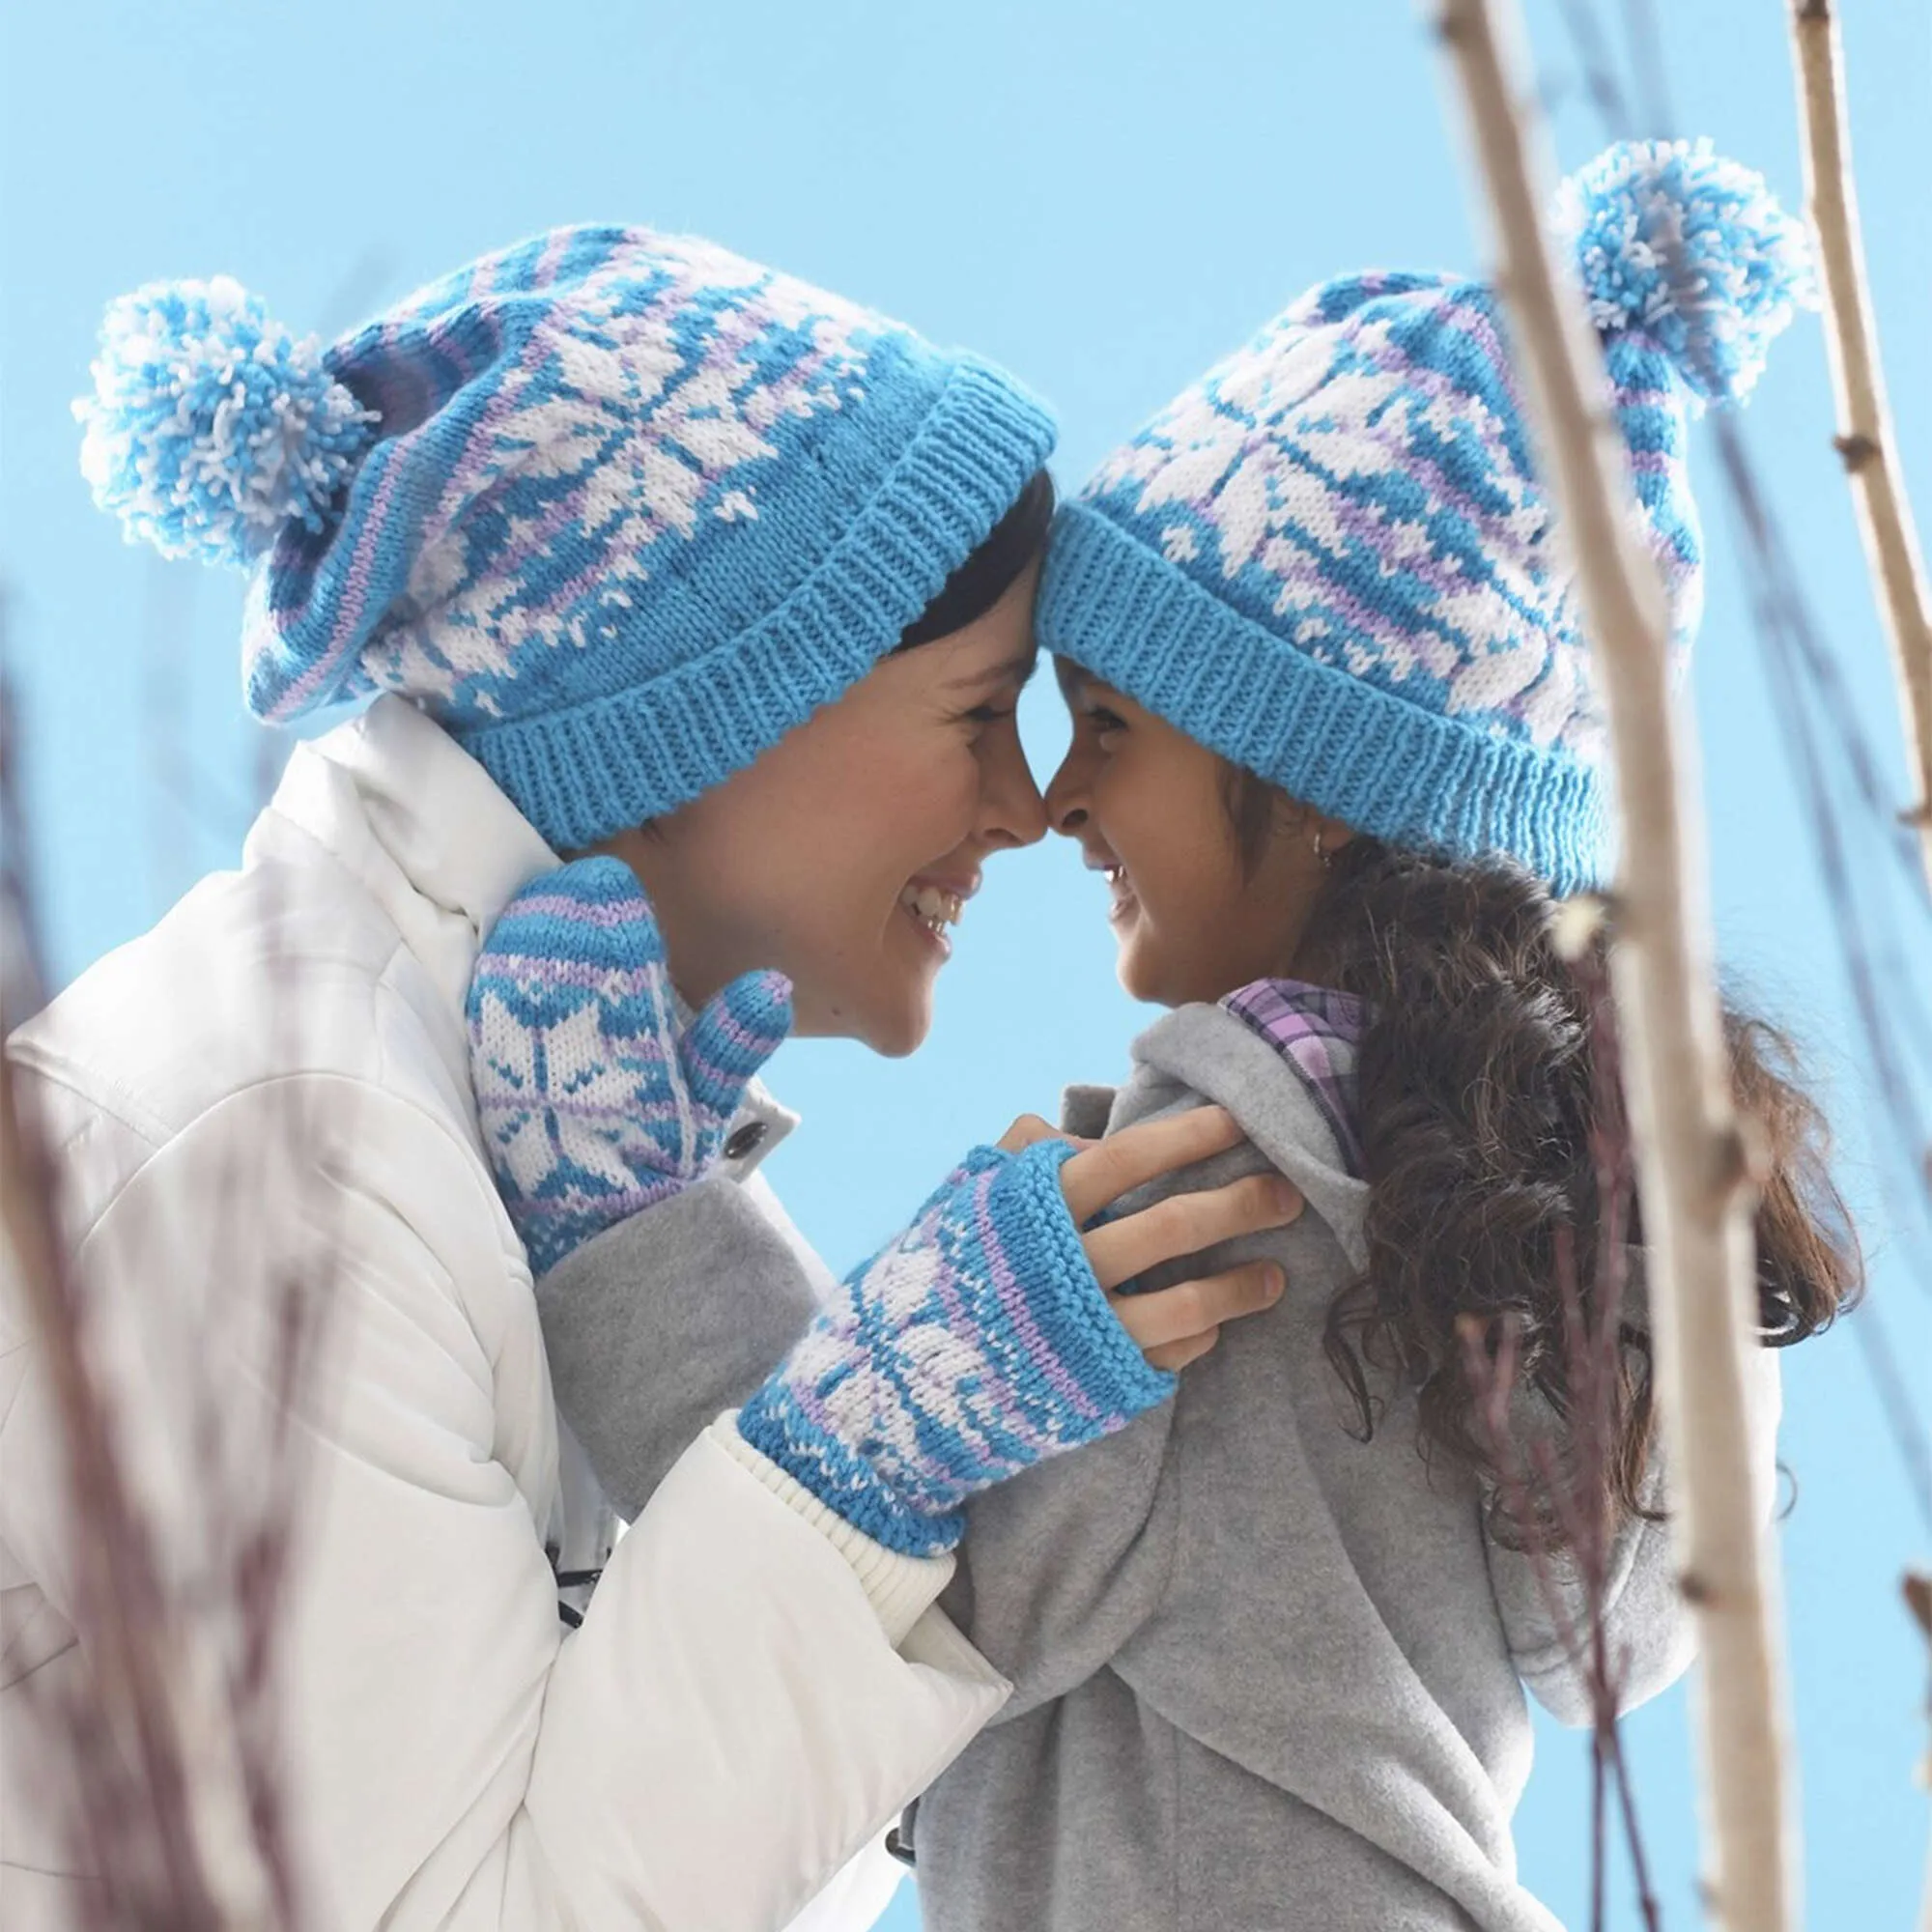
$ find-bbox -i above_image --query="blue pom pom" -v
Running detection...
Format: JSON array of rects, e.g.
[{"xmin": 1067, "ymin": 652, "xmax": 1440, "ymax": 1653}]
[
  {"xmin": 72, "ymin": 277, "xmax": 378, "ymax": 569},
  {"xmin": 1554, "ymin": 139, "xmax": 1818, "ymax": 406}
]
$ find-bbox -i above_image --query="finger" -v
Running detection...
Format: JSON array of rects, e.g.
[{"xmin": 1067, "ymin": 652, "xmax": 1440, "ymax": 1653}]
[
  {"xmin": 1084, "ymin": 1175, "xmax": 1300, "ymax": 1293},
  {"xmin": 1058, "ymin": 1104, "xmax": 1242, "ymax": 1225},
  {"xmin": 1142, "ymin": 1329, "xmax": 1220, "ymax": 1374},
  {"xmin": 997, "ymin": 1114, "xmax": 1070, "ymax": 1155},
  {"xmin": 1110, "ymin": 1260, "xmax": 1285, "ymax": 1350}
]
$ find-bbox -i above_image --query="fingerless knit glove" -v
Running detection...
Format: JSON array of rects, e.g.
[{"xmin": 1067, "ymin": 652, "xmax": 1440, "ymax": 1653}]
[
  {"xmin": 467, "ymin": 857, "xmax": 791, "ymax": 1275},
  {"xmin": 736, "ymin": 1140, "xmax": 1177, "ymax": 1556}
]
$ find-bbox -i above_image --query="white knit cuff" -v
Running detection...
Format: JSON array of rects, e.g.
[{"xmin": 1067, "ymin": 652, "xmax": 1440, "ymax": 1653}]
[{"xmin": 710, "ymin": 1412, "xmax": 954, "ymax": 1648}]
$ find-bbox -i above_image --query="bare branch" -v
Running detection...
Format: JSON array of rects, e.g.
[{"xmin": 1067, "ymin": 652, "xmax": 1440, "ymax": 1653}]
[
  {"xmin": 1790, "ymin": 0, "xmax": 1932, "ymax": 892},
  {"xmin": 1424, "ymin": 1, "xmax": 1798, "ymax": 1923}
]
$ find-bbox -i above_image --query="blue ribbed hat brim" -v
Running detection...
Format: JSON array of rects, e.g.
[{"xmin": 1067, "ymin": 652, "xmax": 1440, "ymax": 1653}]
[
  {"xmin": 458, "ymin": 355, "xmax": 1055, "ymax": 852},
  {"xmin": 1037, "ymin": 500, "xmax": 1614, "ymax": 897}
]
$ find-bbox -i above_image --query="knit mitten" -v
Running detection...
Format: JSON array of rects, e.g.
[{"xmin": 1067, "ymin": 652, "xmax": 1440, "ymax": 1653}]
[
  {"xmin": 736, "ymin": 1141, "xmax": 1177, "ymax": 1556},
  {"xmin": 467, "ymin": 857, "xmax": 791, "ymax": 1275}
]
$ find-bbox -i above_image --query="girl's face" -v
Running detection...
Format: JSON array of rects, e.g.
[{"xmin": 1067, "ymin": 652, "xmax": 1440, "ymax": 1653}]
[
  {"xmin": 1044, "ymin": 660, "xmax": 1347, "ymax": 1007},
  {"xmin": 598, "ymin": 563, "xmax": 1048, "ymax": 1057}
]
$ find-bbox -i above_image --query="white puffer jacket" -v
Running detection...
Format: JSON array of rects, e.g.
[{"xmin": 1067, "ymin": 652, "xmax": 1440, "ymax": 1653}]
[{"xmin": 0, "ymin": 695, "xmax": 1008, "ymax": 1931}]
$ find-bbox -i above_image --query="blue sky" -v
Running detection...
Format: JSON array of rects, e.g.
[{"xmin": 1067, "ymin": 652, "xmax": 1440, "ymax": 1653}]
[{"xmin": 4, "ymin": 2, "xmax": 1928, "ymax": 1925}]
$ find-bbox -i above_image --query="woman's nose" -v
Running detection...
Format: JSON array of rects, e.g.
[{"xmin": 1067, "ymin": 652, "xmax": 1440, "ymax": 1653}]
[{"xmin": 979, "ymin": 723, "xmax": 1049, "ymax": 850}]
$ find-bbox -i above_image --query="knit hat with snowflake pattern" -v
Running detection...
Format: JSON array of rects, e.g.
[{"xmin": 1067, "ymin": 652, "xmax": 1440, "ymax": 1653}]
[
  {"xmin": 73, "ymin": 226, "xmax": 1055, "ymax": 852},
  {"xmin": 1039, "ymin": 141, "xmax": 1816, "ymax": 896}
]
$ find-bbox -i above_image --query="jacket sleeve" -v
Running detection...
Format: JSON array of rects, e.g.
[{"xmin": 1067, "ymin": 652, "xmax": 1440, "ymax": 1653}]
[
  {"xmin": 1481, "ymin": 1340, "xmax": 1784, "ymax": 1726},
  {"xmin": 535, "ymin": 1177, "xmax": 818, "ymax": 1520},
  {"xmin": 938, "ymin": 1098, "xmax": 1279, "ymax": 1719},
  {"xmin": 15, "ymin": 1072, "xmax": 1007, "ymax": 1932}
]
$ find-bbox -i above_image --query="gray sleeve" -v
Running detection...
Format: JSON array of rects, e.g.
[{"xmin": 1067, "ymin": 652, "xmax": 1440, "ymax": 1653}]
[
  {"xmin": 940, "ymin": 1404, "xmax": 1181, "ymax": 1720},
  {"xmin": 1484, "ymin": 1341, "xmax": 1784, "ymax": 1726},
  {"xmin": 942, "ymin": 1087, "xmax": 1280, "ymax": 1720},
  {"xmin": 535, "ymin": 1177, "xmax": 817, "ymax": 1521}
]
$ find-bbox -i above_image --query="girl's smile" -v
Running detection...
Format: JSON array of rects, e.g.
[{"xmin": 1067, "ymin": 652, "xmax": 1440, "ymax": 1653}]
[{"xmin": 1045, "ymin": 659, "xmax": 1350, "ymax": 1009}]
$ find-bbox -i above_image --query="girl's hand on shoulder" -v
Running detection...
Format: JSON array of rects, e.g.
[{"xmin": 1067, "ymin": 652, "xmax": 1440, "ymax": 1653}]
[{"xmin": 999, "ymin": 1106, "xmax": 1299, "ymax": 1372}]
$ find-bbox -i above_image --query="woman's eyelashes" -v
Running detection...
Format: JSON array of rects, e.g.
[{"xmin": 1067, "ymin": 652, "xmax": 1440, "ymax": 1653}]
[{"xmin": 961, "ymin": 701, "xmax": 1017, "ymax": 724}]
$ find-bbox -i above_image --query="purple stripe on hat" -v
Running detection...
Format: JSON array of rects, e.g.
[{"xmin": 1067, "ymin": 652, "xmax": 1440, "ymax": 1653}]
[{"xmin": 263, "ymin": 455, "xmax": 411, "ymax": 720}]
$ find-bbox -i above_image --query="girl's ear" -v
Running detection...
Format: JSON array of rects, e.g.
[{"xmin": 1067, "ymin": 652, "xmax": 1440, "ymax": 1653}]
[{"xmin": 1281, "ymin": 799, "xmax": 1355, "ymax": 855}]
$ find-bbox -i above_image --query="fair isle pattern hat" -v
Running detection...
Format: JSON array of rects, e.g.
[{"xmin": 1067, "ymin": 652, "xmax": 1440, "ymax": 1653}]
[
  {"xmin": 1037, "ymin": 142, "xmax": 1814, "ymax": 895},
  {"xmin": 75, "ymin": 225, "xmax": 1055, "ymax": 852}
]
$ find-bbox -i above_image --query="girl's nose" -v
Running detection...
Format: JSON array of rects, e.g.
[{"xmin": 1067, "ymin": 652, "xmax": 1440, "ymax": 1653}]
[{"xmin": 1043, "ymin": 748, "xmax": 1091, "ymax": 836}]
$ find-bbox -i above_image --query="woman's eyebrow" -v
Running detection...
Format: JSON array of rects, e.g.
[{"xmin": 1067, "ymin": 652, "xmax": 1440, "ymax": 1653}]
[
  {"xmin": 1053, "ymin": 657, "xmax": 1086, "ymax": 702},
  {"xmin": 946, "ymin": 646, "xmax": 1039, "ymax": 691}
]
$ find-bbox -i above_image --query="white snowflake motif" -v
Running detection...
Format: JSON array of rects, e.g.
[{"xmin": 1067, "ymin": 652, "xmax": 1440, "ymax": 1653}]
[
  {"xmin": 363, "ymin": 235, "xmax": 885, "ymax": 704},
  {"xmin": 472, "ymin": 990, "xmax": 647, "ymax": 1199}
]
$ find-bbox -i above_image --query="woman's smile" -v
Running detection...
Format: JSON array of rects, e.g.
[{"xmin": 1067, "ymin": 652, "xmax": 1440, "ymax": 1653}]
[{"xmin": 898, "ymin": 877, "xmax": 973, "ymax": 958}]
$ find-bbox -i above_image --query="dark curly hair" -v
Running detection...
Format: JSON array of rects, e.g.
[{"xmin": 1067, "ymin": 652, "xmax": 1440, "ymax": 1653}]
[{"xmin": 1222, "ymin": 767, "xmax": 1861, "ymax": 1545}]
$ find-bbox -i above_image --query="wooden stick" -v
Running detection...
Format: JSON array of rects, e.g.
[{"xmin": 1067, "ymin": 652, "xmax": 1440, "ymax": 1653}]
[
  {"xmin": 1905, "ymin": 1573, "xmax": 1931, "ymax": 1932},
  {"xmin": 1791, "ymin": 0, "xmax": 1932, "ymax": 893},
  {"xmin": 1424, "ymin": 3, "xmax": 1797, "ymax": 1925}
]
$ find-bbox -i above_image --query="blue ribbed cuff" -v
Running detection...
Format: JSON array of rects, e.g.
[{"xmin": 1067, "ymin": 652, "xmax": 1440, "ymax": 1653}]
[
  {"xmin": 1038, "ymin": 500, "xmax": 1614, "ymax": 897},
  {"xmin": 989, "ymin": 1139, "xmax": 1177, "ymax": 1430},
  {"xmin": 460, "ymin": 357, "xmax": 1057, "ymax": 852}
]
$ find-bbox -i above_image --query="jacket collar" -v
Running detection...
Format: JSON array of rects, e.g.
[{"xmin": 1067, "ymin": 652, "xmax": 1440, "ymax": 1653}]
[
  {"xmin": 262, "ymin": 695, "xmax": 558, "ymax": 1015},
  {"xmin": 255, "ymin": 696, "xmax": 795, "ymax": 1177}
]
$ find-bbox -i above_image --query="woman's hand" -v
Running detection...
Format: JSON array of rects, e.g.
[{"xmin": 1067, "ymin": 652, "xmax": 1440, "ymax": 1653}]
[{"xmin": 998, "ymin": 1107, "xmax": 1296, "ymax": 1372}]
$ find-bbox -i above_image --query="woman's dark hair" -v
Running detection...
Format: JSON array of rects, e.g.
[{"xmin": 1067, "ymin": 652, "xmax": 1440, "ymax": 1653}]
[
  {"xmin": 1223, "ymin": 767, "xmax": 1861, "ymax": 1546},
  {"xmin": 895, "ymin": 469, "xmax": 1055, "ymax": 649}
]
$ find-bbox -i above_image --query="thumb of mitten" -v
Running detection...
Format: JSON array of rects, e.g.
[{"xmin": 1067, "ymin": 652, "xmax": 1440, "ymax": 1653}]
[{"xmin": 679, "ymin": 967, "xmax": 793, "ymax": 1151}]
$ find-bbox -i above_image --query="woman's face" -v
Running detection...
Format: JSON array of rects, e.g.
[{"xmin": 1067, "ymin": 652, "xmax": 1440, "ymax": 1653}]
[
  {"xmin": 602, "ymin": 562, "xmax": 1048, "ymax": 1057},
  {"xmin": 1043, "ymin": 660, "xmax": 1345, "ymax": 1007}
]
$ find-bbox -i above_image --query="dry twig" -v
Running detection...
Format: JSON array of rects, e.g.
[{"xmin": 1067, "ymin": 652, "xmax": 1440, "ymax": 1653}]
[
  {"xmin": 2, "ymin": 655, "xmax": 326, "ymax": 1928},
  {"xmin": 1424, "ymin": 1, "xmax": 1797, "ymax": 1923},
  {"xmin": 1789, "ymin": 0, "xmax": 1932, "ymax": 894},
  {"xmin": 1460, "ymin": 945, "xmax": 1662, "ymax": 1932}
]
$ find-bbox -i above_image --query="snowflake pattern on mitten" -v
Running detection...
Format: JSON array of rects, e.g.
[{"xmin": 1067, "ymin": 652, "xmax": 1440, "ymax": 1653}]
[{"xmin": 467, "ymin": 856, "xmax": 790, "ymax": 1275}]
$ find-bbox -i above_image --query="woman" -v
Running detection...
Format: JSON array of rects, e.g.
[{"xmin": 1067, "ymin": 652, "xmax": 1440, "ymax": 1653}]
[{"xmin": 0, "ymin": 227, "xmax": 1293, "ymax": 1930}]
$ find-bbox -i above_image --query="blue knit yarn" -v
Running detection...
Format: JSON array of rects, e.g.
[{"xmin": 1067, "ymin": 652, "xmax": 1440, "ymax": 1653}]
[
  {"xmin": 76, "ymin": 227, "xmax": 1056, "ymax": 851},
  {"xmin": 74, "ymin": 278, "xmax": 378, "ymax": 568},
  {"xmin": 467, "ymin": 856, "xmax": 791, "ymax": 1275},
  {"xmin": 738, "ymin": 1139, "xmax": 1176, "ymax": 1556},
  {"xmin": 1038, "ymin": 142, "xmax": 1813, "ymax": 895}
]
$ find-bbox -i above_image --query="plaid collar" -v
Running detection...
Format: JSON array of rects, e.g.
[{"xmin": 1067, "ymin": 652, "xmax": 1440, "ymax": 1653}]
[{"xmin": 1219, "ymin": 978, "xmax": 1369, "ymax": 1177}]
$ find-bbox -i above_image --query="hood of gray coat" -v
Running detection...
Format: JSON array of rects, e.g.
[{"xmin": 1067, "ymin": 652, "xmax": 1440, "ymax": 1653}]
[{"xmin": 1066, "ymin": 1000, "xmax": 1371, "ymax": 1276}]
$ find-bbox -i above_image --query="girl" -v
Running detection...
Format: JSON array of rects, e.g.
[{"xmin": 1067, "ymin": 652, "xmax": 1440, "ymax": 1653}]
[
  {"xmin": 1, "ymin": 227, "xmax": 1293, "ymax": 1930},
  {"xmin": 909, "ymin": 141, "xmax": 1861, "ymax": 1931}
]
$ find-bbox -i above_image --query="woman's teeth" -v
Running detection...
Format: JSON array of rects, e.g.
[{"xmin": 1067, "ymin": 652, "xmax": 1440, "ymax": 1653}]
[{"xmin": 900, "ymin": 883, "xmax": 964, "ymax": 936}]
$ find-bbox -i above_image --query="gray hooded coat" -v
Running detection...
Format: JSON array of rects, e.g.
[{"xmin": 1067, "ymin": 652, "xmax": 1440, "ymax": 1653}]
[{"xmin": 537, "ymin": 997, "xmax": 1782, "ymax": 1932}]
